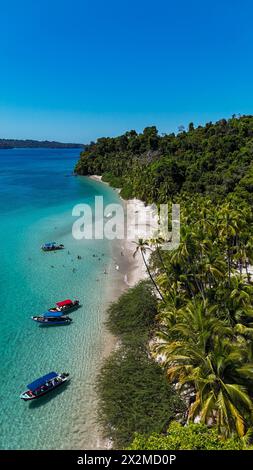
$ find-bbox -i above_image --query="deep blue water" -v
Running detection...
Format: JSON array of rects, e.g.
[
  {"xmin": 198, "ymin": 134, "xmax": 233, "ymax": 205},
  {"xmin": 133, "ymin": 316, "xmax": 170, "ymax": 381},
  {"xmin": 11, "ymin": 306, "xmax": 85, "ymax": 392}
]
[{"xmin": 0, "ymin": 148, "xmax": 120, "ymax": 449}]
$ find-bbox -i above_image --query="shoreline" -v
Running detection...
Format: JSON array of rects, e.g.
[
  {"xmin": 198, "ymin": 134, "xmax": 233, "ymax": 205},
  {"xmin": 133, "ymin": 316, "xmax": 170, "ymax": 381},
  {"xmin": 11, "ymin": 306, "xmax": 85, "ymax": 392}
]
[
  {"xmin": 88, "ymin": 174, "xmax": 151, "ymax": 287},
  {"xmin": 87, "ymin": 175, "xmax": 151, "ymax": 449},
  {"xmin": 89, "ymin": 174, "xmax": 157, "ymax": 286}
]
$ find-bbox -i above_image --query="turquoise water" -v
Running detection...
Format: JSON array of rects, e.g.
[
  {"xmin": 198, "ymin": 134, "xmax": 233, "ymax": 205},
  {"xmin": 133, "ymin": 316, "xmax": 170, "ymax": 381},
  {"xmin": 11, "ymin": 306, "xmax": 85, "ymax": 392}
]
[{"xmin": 0, "ymin": 148, "xmax": 121, "ymax": 449}]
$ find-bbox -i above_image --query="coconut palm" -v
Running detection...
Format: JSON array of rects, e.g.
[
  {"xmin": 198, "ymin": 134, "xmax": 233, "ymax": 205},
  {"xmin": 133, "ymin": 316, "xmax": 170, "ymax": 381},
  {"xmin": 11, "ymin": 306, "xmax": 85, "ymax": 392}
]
[
  {"xmin": 158, "ymin": 339, "xmax": 253, "ymax": 436},
  {"xmin": 156, "ymin": 300, "xmax": 232, "ymax": 354},
  {"xmin": 155, "ymin": 307, "xmax": 253, "ymax": 437},
  {"xmin": 149, "ymin": 236, "xmax": 168, "ymax": 274},
  {"xmin": 214, "ymin": 276, "xmax": 253, "ymax": 326},
  {"xmin": 133, "ymin": 238, "xmax": 165, "ymax": 301},
  {"xmin": 188, "ymin": 340, "xmax": 253, "ymax": 437}
]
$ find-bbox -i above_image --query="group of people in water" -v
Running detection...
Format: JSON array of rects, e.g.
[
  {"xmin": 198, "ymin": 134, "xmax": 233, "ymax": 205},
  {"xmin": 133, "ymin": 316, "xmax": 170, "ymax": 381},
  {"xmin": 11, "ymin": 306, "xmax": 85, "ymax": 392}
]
[{"xmin": 29, "ymin": 241, "xmax": 124, "ymax": 279}]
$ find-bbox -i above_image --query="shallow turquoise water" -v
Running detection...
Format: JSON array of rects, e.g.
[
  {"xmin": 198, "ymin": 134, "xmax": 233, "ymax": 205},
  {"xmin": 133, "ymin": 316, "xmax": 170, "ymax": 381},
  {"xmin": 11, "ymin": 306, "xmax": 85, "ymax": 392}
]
[{"xmin": 0, "ymin": 148, "xmax": 121, "ymax": 449}]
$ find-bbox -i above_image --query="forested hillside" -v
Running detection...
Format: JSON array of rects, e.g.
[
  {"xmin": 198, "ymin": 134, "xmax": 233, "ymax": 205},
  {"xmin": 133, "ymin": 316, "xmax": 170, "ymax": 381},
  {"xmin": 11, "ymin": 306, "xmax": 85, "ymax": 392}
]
[
  {"xmin": 0, "ymin": 139, "xmax": 84, "ymax": 149},
  {"xmin": 75, "ymin": 115, "xmax": 253, "ymax": 203},
  {"xmin": 78, "ymin": 116, "xmax": 253, "ymax": 450}
]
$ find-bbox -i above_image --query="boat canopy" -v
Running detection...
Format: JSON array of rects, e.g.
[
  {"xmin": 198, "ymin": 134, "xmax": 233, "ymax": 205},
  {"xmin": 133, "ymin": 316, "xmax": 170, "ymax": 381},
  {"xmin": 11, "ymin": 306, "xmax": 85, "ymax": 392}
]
[
  {"xmin": 56, "ymin": 299, "xmax": 73, "ymax": 307},
  {"xmin": 43, "ymin": 311, "xmax": 63, "ymax": 318},
  {"xmin": 43, "ymin": 242, "xmax": 56, "ymax": 247},
  {"xmin": 27, "ymin": 372, "xmax": 58, "ymax": 391}
]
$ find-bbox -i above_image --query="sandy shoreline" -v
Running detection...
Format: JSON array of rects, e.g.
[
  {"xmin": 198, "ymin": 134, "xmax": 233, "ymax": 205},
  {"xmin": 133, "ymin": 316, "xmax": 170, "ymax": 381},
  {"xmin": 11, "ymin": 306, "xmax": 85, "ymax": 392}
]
[
  {"xmin": 87, "ymin": 175, "xmax": 153, "ymax": 449},
  {"xmin": 89, "ymin": 174, "xmax": 157, "ymax": 287},
  {"xmin": 89, "ymin": 174, "xmax": 153, "ymax": 287},
  {"xmin": 89, "ymin": 175, "xmax": 104, "ymax": 182}
]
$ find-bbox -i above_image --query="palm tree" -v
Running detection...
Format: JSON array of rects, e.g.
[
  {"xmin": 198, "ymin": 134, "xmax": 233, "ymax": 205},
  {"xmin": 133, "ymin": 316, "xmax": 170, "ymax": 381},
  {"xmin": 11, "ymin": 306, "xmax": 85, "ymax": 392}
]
[
  {"xmin": 214, "ymin": 276, "xmax": 253, "ymax": 326},
  {"xmin": 133, "ymin": 238, "xmax": 165, "ymax": 301},
  {"xmin": 155, "ymin": 306, "xmax": 253, "ymax": 437},
  {"xmin": 149, "ymin": 236, "xmax": 169, "ymax": 275},
  {"xmin": 156, "ymin": 300, "xmax": 232, "ymax": 356},
  {"xmin": 188, "ymin": 340, "xmax": 253, "ymax": 437},
  {"xmin": 216, "ymin": 203, "xmax": 250, "ymax": 285}
]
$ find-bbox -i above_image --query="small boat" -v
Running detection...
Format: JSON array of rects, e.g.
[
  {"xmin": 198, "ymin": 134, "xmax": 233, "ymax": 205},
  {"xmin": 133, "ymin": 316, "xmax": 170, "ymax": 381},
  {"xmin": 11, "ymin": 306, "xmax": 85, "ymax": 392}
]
[
  {"xmin": 20, "ymin": 372, "xmax": 69, "ymax": 401},
  {"xmin": 48, "ymin": 299, "xmax": 80, "ymax": 314},
  {"xmin": 31, "ymin": 312, "xmax": 72, "ymax": 325},
  {"xmin": 41, "ymin": 242, "xmax": 64, "ymax": 251}
]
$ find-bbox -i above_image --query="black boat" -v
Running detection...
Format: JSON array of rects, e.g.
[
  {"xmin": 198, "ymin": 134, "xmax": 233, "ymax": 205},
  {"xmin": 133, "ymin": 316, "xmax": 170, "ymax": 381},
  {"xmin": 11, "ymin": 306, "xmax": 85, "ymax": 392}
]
[
  {"xmin": 20, "ymin": 372, "xmax": 69, "ymax": 401},
  {"xmin": 31, "ymin": 313, "xmax": 72, "ymax": 325},
  {"xmin": 48, "ymin": 299, "xmax": 80, "ymax": 314}
]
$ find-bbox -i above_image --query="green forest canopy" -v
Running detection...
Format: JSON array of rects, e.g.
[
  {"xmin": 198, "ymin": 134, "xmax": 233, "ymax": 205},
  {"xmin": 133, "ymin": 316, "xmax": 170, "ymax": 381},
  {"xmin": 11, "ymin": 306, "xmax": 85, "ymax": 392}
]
[{"xmin": 75, "ymin": 115, "xmax": 253, "ymax": 203}]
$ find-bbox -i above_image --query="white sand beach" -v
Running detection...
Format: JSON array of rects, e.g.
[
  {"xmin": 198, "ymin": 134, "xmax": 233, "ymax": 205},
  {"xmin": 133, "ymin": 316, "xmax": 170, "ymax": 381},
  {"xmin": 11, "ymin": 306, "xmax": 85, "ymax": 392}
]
[
  {"xmin": 89, "ymin": 176, "xmax": 158, "ymax": 289},
  {"xmin": 86, "ymin": 176, "xmax": 157, "ymax": 449}
]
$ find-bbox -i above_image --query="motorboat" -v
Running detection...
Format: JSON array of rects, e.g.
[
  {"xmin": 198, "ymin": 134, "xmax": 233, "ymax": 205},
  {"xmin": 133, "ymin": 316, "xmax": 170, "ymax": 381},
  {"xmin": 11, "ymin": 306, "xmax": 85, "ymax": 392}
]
[
  {"xmin": 20, "ymin": 372, "xmax": 69, "ymax": 400},
  {"xmin": 48, "ymin": 299, "xmax": 80, "ymax": 314},
  {"xmin": 41, "ymin": 242, "xmax": 64, "ymax": 251},
  {"xmin": 31, "ymin": 312, "xmax": 72, "ymax": 325}
]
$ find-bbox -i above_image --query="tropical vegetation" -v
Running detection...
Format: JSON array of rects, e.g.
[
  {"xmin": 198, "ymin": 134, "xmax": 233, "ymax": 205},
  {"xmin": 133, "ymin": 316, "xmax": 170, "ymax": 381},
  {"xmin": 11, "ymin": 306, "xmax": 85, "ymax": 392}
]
[
  {"xmin": 128, "ymin": 422, "xmax": 245, "ymax": 450},
  {"xmin": 77, "ymin": 115, "xmax": 253, "ymax": 449},
  {"xmin": 97, "ymin": 282, "xmax": 185, "ymax": 448},
  {"xmin": 75, "ymin": 115, "xmax": 253, "ymax": 204}
]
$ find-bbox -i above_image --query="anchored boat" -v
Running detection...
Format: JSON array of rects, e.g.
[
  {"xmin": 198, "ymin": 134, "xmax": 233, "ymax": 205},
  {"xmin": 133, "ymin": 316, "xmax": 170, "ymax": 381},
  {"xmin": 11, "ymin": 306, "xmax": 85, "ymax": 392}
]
[
  {"xmin": 20, "ymin": 372, "xmax": 69, "ymax": 401},
  {"xmin": 48, "ymin": 299, "xmax": 80, "ymax": 314},
  {"xmin": 41, "ymin": 242, "xmax": 64, "ymax": 251},
  {"xmin": 31, "ymin": 311, "xmax": 72, "ymax": 325}
]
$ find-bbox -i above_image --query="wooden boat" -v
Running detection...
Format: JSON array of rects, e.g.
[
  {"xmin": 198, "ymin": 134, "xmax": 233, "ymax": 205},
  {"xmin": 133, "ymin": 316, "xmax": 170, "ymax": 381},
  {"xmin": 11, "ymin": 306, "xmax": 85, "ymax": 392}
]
[
  {"xmin": 20, "ymin": 372, "xmax": 69, "ymax": 400},
  {"xmin": 48, "ymin": 299, "xmax": 80, "ymax": 314},
  {"xmin": 41, "ymin": 242, "xmax": 64, "ymax": 251}
]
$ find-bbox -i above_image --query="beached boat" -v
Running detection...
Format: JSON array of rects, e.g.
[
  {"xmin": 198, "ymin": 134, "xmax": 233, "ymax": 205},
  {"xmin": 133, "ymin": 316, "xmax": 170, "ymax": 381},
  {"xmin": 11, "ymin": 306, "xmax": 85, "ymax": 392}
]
[
  {"xmin": 31, "ymin": 311, "xmax": 72, "ymax": 325},
  {"xmin": 20, "ymin": 372, "xmax": 69, "ymax": 401},
  {"xmin": 48, "ymin": 299, "xmax": 80, "ymax": 313},
  {"xmin": 41, "ymin": 242, "xmax": 64, "ymax": 251}
]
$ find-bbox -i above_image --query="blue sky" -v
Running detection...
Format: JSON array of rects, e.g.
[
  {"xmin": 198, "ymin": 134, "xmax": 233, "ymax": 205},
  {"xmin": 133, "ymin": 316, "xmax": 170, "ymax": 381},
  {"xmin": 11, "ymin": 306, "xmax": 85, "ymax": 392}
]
[{"xmin": 0, "ymin": 0, "xmax": 252, "ymax": 142}]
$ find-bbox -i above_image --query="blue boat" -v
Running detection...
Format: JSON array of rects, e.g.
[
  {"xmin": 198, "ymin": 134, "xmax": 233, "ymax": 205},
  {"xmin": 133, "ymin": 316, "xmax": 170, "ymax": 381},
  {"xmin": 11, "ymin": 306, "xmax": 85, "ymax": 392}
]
[
  {"xmin": 44, "ymin": 311, "xmax": 66, "ymax": 318},
  {"xmin": 20, "ymin": 372, "xmax": 69, "ymax": 400},
  {"xmin": 31, "ymin": 311, "xmax": 72, "ymax": 325},
  {"xmin": 41, "ymin": 242, "xmax": 64, "ymax": 251}
]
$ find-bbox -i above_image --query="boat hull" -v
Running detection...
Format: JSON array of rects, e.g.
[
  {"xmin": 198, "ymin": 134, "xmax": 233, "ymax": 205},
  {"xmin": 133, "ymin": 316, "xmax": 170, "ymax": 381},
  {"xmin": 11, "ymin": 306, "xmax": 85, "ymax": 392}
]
[
  {"xmin": 41, "ymin": 246, "xmax": 64, "ymax": 252},
  {"xmin": 38, "ymin": 320, "xmax": 71, "ymax": 326},
  {"xmin": 20, "ymin": 374, "xmax": 69, "ymax": 401},
  {"xmin": 31, "ymin": 316, "xmax": 72, "ymax": 326},
  {"xmin": 48, "ymin": 304, "xmax": 80, "ymax": 314}
]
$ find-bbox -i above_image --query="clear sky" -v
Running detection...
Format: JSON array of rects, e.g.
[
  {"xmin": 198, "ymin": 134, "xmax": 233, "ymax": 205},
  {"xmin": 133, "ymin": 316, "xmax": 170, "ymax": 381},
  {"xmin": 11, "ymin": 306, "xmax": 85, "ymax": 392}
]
[{"xmin": 0, "ymin": 0, "xmax": 252, "ymax": 142}]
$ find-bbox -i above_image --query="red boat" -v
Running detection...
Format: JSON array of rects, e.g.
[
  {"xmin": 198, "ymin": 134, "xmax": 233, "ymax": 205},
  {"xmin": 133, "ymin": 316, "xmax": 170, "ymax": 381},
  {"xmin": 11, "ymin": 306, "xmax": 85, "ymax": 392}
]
[{"xmin": 48, "ymin": 299, "xmax": 80, "ymax": 314}]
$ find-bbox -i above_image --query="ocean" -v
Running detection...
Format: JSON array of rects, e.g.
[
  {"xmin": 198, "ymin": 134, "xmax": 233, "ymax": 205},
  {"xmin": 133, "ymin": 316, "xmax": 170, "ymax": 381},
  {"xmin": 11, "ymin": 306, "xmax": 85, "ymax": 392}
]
[{"xmin": 0, "ymin": 148, "xmax": 121, "ymax": 449}]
